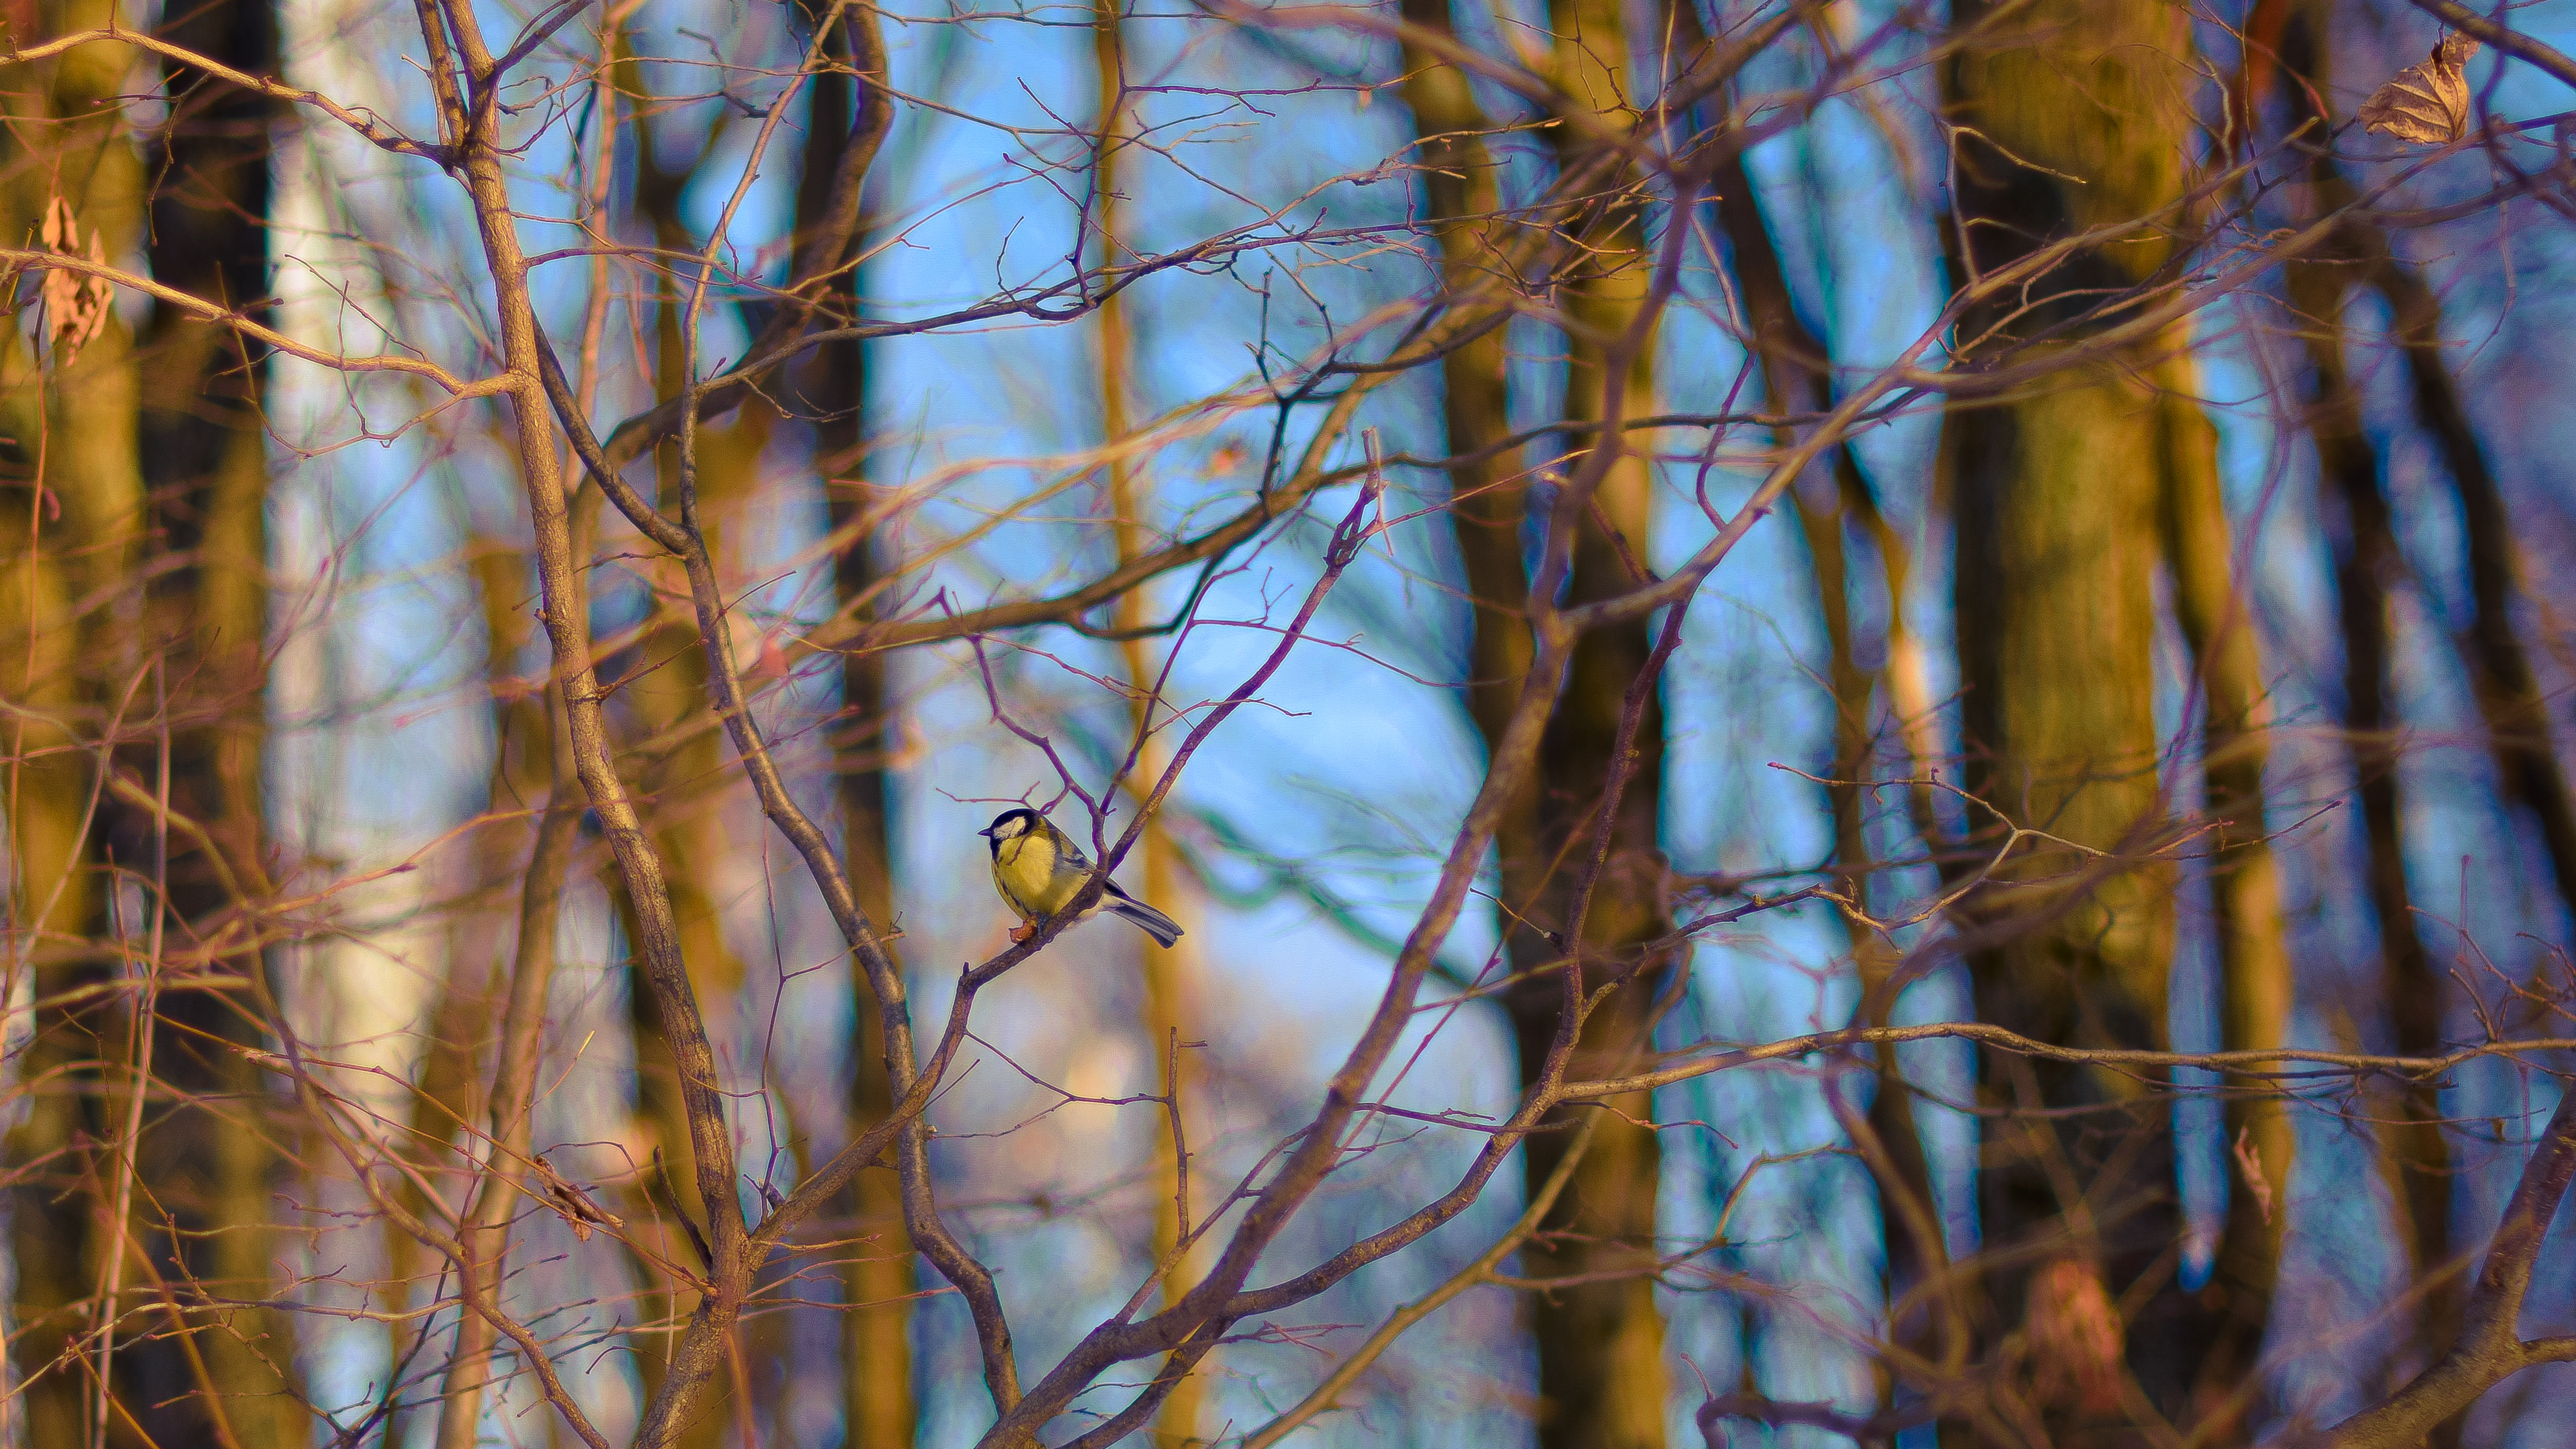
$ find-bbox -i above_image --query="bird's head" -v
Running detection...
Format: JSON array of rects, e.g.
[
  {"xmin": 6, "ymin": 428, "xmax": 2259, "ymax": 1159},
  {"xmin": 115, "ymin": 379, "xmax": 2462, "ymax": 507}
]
[{"xmin": 979, "ymin": 807, "xmax": 1041, "ymax": 849}]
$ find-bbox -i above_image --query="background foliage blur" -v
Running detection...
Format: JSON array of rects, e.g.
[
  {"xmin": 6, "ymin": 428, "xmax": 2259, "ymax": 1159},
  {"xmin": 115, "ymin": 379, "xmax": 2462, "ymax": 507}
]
[{"xmin": 4, "ymin": 0, "xmax": 2576, "ymax": 1445}]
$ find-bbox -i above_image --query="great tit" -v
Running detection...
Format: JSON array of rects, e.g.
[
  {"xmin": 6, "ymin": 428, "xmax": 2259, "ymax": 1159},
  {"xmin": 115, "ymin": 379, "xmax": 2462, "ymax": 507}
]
[{"xmin": 979, "ymin": 807, "xmax": 1184, "ymax": 949}]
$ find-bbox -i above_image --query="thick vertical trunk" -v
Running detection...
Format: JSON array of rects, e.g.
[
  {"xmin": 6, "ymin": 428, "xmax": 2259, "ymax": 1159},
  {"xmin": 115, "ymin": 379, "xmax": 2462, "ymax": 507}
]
[
  {"xmin": 610, "ymin": 139, "xmax": 761, "ymax": 1449},
  {"xmin": 5, "ymin": 0, "xmax": 302, "ymax": 1441},
  {"xmin": 1510, "ymin": 3, "xmax": 1672, "ymax": 1444},
  {"xmin": 127, "ymin": 0, "xmax": 303, "ymax": 1426},
  {"xmin": 0, "ymin": 331, "xmax": 130, "ymax": 1446},
  {"xmin": 0, "ymin": 2, "xmax": 146, "ymax": 1415},
  {"xmin": 797, "ymin": 15, "xmax": 918, "ymax": 1440},
  {"xmin": 1945, "ymin": 2, "xmax": 2277, "ymax": 1434},
  {"xmin": 1948, "ymin": 358, "xmax": 2182, "ymax": 1408},
  {"xmin": 0, "ymin": 61, "xmax": 139, "ymax": 1419},
  {"xmin": 1088, "ymin": 10, "xmax": 1210, "ymax": 1442},
  {"xmin": 1398, "ymin": 1, "xmax": 1669, "ymax": 1439}
]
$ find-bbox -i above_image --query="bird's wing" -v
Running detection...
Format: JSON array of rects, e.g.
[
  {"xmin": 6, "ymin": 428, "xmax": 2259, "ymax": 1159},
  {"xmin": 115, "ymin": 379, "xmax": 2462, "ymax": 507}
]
[{"xmin": 1053, "ymin": 834, "xmax": 1095, "ymax": 870}]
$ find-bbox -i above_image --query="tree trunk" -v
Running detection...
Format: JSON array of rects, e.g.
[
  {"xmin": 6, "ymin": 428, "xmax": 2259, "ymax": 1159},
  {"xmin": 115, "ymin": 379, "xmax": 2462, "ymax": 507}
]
[
  {"xmin": 1397, "ymin": 2, "xmax": 1671, "ymax": 1440},
  {"xmin": 608, "ymin": 129, "xmax": 762, "ymax": 1449},
  {"xmin": 0, "ymin": 12, "xmax": 152, "ymax": 1448},
  {"xmin": 1944, "ymin": 2, "xmax": 2278, "ymax": 1435},
  {"xmin": 0, "ymin": 11, "xmax": 144, "ymax": 1413},
  {"xmin": 2270, "ymin": 5, "xmax": 2458, "ymax": 1417},
  {"xmin": 2155, "ymin": 355, "xmax": 2293, "ymax": 1432},
  {"xmin": 1398, "ymin": 1, "xmax": 1672, "ymax": 1438},
  {"xmin": 5, "ymin": 0, "xmax": 305, "ymax": 1441},
  {"xmin": 2300, "ymin": 240, "xmax": 2457, "ymax": 1396},
  {"xmin": 2374, "ymin": 260, "xmax": 2576, "ymax": 920},
  {"xmin": 425, "ymin": 527, "xmax": 577, "ymax": 1449},
  {"xmin": 1704, "ymin": 139, "xmax": 1962, "ymax": 1404},
  {"xmin": 797, "ymin": 11, "xmax": 919, "ymax": 1439},
  {"xmin": 1088, "ymin": 8, "xmax": 1212, "ymax": 1441},
  {"xmin": 1507, "ymin": 2, "xmax": 1675, "ymax": 1443}
]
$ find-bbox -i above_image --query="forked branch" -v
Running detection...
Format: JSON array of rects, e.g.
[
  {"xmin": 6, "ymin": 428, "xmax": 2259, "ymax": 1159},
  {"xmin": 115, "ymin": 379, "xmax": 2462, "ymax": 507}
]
[{"xmin": 2300, "ymin": 1082, "xmax": 2576, "ymax": 1448}]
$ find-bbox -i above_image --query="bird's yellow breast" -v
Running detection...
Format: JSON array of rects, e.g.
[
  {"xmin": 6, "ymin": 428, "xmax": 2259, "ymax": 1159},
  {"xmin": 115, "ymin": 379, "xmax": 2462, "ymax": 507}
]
[{"xmin": 992, "ymin": 831, "xmax": 1082, "ymax": 918}]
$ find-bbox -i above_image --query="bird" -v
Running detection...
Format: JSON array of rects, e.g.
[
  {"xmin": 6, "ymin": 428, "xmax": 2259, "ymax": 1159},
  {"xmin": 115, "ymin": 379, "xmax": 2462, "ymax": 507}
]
[{"xmin": 979, "ymin": 806, "xmax": 1184, "ymax": 949}]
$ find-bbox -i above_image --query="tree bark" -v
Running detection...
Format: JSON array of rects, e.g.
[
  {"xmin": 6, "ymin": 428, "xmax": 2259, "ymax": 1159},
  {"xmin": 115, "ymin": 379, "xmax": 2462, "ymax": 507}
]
[
  {"xmin": 4, "ymin": 0, "xmax": 305, "ymax": 1441},
  {"xmin": 797, "ymin": 10, "xmax": 919, "ymax": 1439},
  {"xmin": 1516, "ymin": 2, "xmax": 1673, "ymax": 1443},
  {"xmin": 0, "ymin": 3, "xmax": 144, "ymax": 1412},
  {"xmin": 1396, "ymin": 3, "xmax": 1671, "ymax": 1441},
  {"xmin": 1944, "ymin": 1, "xmax": 2279, "ymax": 1435},
  {"xmin": 127, "ymin": 0, "xmax": 305, "ymax": 1417},
  {"xmin": 1088, "ymin": 8, "xmax": 1212, "ymax": 1441}
]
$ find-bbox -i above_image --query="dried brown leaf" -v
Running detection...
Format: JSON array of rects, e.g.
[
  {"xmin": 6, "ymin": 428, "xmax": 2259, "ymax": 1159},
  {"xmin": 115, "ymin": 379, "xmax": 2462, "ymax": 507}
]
[
  {"xmin": 2231, "ymin": 1123, "xmax": 2277, "ymax": 1224},
  {"xmin": 532, "ymin": 1154, "xmax": 623, "ymax": 1243},
  {"xmin": 2359, "ymin": 32, "xmax": 2480, "ymax": 145},
  {"xmin": 37, "ymin": 196, "xmax": 113, "ymax": 368}
]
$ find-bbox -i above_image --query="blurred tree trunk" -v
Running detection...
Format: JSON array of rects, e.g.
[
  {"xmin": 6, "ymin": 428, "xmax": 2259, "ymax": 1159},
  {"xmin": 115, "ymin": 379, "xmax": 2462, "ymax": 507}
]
[
  {"xmin": 421, "ymin": 528, "xmax": 572, "ymax": 1449},
  {"xmin": 797, "ymin": 9, "xmax": 919, "ymax": 1440},
  {"xmin": 1944, "ymin": 2, "xmax": 2282, "ymax": 1436},
  {"xmin": 2264, "ymin": 2, "xmax": 2576, "ymax": 1422},
  {"xmin": 609, "ymin": 493, "xmax": 757, "ymax": 1449},
  {"xmin": 5, "ymin": 0, "xmax": 305, "ymax": 1441},
  {"xmin": 125, "ymin": 0, "xmax": 305, "ymax": 1430},
  {"xmin": 1518, "ymin": 6, "xmax": 1673, "ymax": 1443},
  {"xmin": 1, "ymin": 5, "xmax": 151, "ymax": 1443},
  {"xmin": 2374, "ymin": 263, "xmax": 2576, "ymax": 918},
  {"xmin": 1394, "ymin": 0, "xmax": 1671, "ymax": 1440},
  {"xmin": 2272, "ymin": 5, "xmax": 2453, "ymax": 1397},
  {"xmin": 1088, "ymin": 9, "xmax": 1210, "ymax": 1443},
  {"xmin": 2154, "ymin": 354, "xmax": 2293, "ymax": 1432},
  {"xmin": 2294, "ymin": 221, "xmax": 2455, "ymax": 1397},
  {"xmin": 606, "ymin": 119, "xmax": 758, "ymax": 1449},
  {"xmin": 1703, "ymin": 141, "xmax": 1961, "ymax": 1402}
]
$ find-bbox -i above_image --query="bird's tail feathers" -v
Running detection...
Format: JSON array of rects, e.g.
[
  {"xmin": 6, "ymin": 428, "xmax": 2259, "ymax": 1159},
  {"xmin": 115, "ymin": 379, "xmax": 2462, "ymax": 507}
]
[{"xmin": 1107, "ymin": 897, "xmax": 1185, "ymax": 948}]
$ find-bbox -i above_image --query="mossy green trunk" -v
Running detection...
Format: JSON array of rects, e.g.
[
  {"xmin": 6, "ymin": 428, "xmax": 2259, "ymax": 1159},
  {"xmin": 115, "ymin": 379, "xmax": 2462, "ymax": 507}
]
[
  {"xmin": 1395, "ymin": 0, "xmax": 1673, "ymax": 1437},
  {"xmin": 6, "ymin": 0, "xmax": 303, "ymax": 1443},
  {"xmin": 1946, "ymin": 1, "xmax": 2284, "ymax": 1435}
]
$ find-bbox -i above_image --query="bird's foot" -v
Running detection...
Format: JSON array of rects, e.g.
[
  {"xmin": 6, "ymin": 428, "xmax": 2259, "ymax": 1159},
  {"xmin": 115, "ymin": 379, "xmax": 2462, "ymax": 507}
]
[{"xmin": 1008, "ymin": 922, "xmax": 1036, "ymax": 944}]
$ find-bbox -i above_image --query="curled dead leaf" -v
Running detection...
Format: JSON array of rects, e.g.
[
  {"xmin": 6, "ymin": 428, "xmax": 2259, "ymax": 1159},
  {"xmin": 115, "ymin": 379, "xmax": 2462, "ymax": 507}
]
[
  {"xmin": 532, "ymin": 1154, "xmax": 623, "ymax": 1243},
  {"xmin": 37, "ymin": 197, "xmax": 114, "ymax": 368},
  {"xmin": 2231, "ymin": 1123, "xmax": 2276, "ymax": 1224},
  {"xmin": 2359, "ymin": 31, "xmax": 2480, "ymax": 145}
]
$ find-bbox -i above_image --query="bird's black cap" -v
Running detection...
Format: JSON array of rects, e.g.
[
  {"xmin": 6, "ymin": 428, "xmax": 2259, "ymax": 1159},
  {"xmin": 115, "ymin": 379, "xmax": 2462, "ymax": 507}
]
[{"xmin": 978, "ymin": 806, "xmax": 1040, "ymax": 839}]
